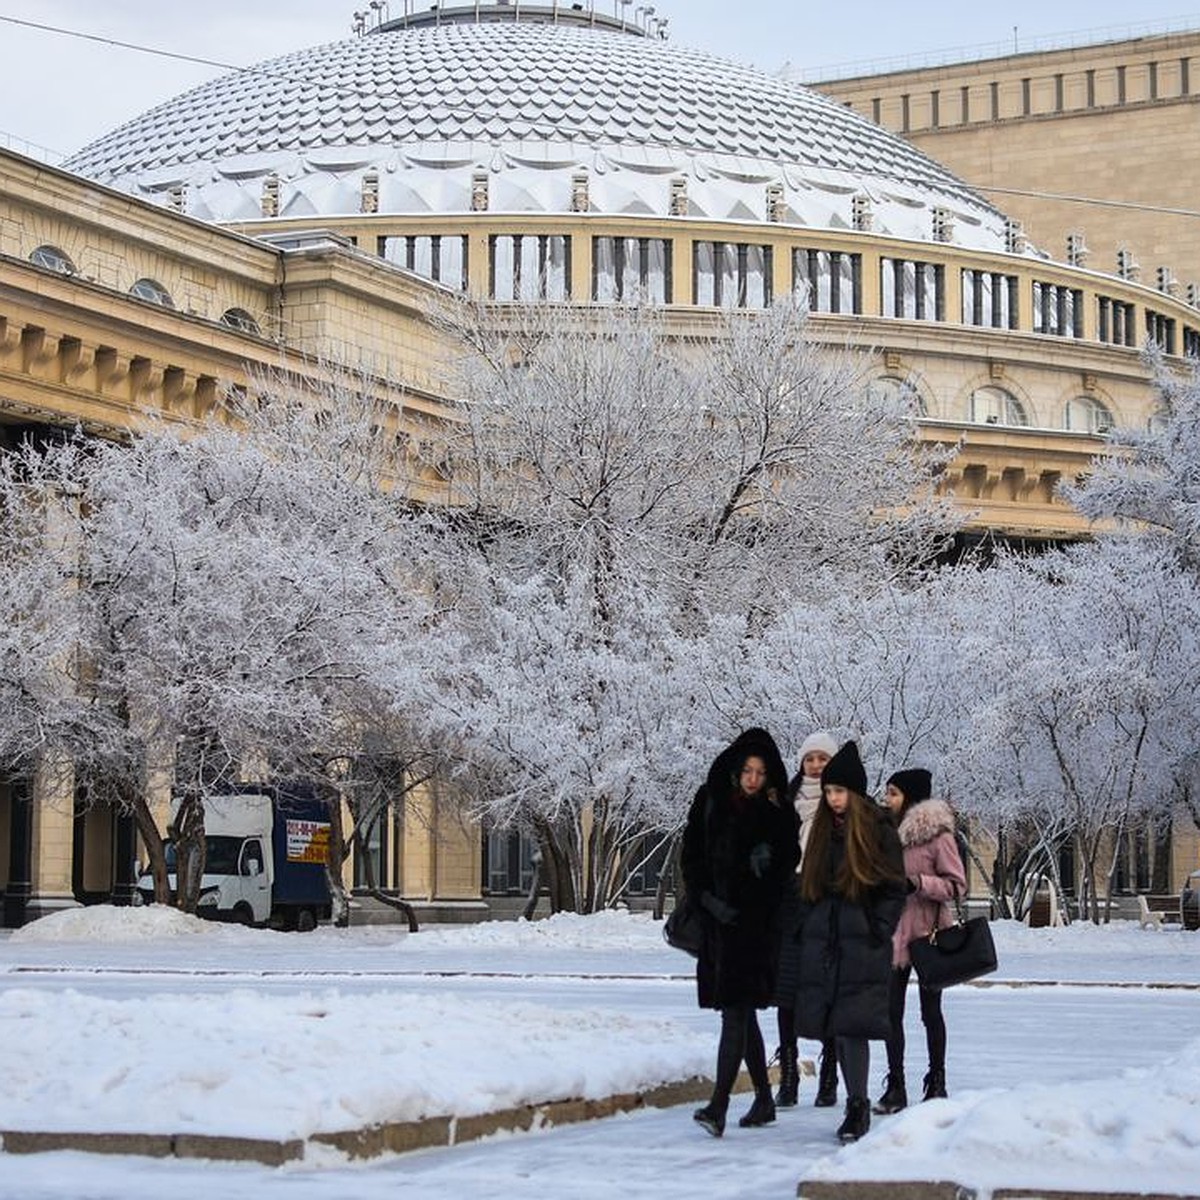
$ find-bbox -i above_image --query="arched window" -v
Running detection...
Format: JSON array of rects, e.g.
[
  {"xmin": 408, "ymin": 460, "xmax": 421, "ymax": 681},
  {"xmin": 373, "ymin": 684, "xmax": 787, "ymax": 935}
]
[
  {"xmin": 969, "ymin": 386, "xmax": 1028, "ymax": 427},
  {"xmin": 220, "ymin": 308, "xmax": 261, "ymax": 336},
  {"xmin": 1064, "ymin": 395, "xmax": 1113, "ymax": 434},
  {"xmin": 129, "ymin": 278, "xmax": 175, "ymax": 309},
  {"xmin": 867, "ymin": 375, "xmax": 926, "ymax": 416},
  {"xmin": 29, "ymin": 244, "xmax": 77, "ymax": 275}
]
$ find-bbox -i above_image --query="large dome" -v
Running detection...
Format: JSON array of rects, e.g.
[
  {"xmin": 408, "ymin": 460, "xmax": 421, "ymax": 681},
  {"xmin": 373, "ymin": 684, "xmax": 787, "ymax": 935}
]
[{"xmin": 66, "ymin": 7, "xmax": 1011, "ymax": 249}]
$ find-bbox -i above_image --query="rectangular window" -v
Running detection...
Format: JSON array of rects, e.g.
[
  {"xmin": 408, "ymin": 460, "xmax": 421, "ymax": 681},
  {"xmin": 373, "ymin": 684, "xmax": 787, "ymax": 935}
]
[
  {"xmin": 694, "ymin": 241, "xmax": 772, "ymax": 308},
  {"xmin": 378, "ymin": 234, "xmax": 469, "ymax": 291},
  {"xmin": 1181, "ymin": 57, "xmax": 1191, "ymax": 96},
  {"xmin": 592, "ymin": 236, "xmax": 672, "ymax": 303},
  {"xmin": 961, "ymin": 269, "xmax": 1018, "ymax": 329},
  {"xmin": 1183, "ymin": 326, "xmax": 1200, "ymax": 358},
  {"xmin": 960, "ymin": 85, "xmax": 970, "ymax": 123},
  {"xmin": 1149, "ymin": 61, "xmax": 1159, "ymax": 100},
  {"xmin": 1032, "ymin": 281, "xmax": 1084, "ymax": 337},
  {"xmin": 1086, "ymin": 69, "xmax": 1096, "ymax": 107},
  {"xmin": 1146, "ymin": 309, "xmax": 1177, "ymax": 354},
  {"xmin": 1098, "ymin": 295, "xmax": 1137, "ymax": 346},
  {"xmin": 881, "ymin": 258, "xmax": 943, "ymax": 321},
  {"xmin": 1117, "ymin": 64, "xmax": 1127, "ymax": 104},
  {"xmin": 794, "ymin": 249, "xmax": 862, "ymax": 315},
  {"xmin": 488, "ymin": 234, "xmax": 571, "ymax": 301}
]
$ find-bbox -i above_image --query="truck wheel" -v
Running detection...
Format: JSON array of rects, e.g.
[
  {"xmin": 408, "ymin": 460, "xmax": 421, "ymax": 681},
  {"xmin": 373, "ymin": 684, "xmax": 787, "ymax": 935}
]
[
  {"xmin": 232, "ymin": 903, "xmax": 254, "ymax": 926},
  {"xmin": 296, "ymin": 909, "xmax": 317, "ymax": 933}
]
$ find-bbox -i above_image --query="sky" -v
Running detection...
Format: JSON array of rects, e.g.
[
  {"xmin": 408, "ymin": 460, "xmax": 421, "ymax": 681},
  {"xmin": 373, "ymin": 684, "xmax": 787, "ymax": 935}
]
[
  {"xmin": 0, "ymin": 905, "xmax": 1197, "ymax": 1199},
  {"xmin": 3, "ymin": 1, "xmax": 1200, "ymax": 162}
]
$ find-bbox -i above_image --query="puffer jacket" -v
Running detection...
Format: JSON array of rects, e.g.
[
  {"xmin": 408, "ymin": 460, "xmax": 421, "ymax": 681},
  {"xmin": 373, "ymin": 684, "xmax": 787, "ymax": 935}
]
[
  {"xmin": 792, "ymin": 808, "xmax": 906, "ymax": 1041},
  {"xmin": 891, "ymin": 798, "xmax": 968, "ymax": 968}
]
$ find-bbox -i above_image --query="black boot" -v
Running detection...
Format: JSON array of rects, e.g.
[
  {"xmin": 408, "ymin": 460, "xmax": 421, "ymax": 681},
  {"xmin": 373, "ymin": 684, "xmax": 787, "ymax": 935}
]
[
  {"xmin": 922, "ymin": 1067, "xmax": 947, "ymax": 1101},
  {"xmin": 775, "ymin": 1044, "xmax": 799, "ymax": 1108},
  {"xmin": 693, "ymin": 1101, "xmax": 726, "ymax": 1137},
  {"xmin": 872, "ymin": 1072, "xmax": 907, "ymax": 1115},
  {"xmin": 738, "ymin": 1089, "xmax": 777, "ymax": 1128},
  {"xmin": 814, "ymin": 1042, "xmax": 838, "ymax": 1107},
  {"xmin": 836, "ymin": 1096, "xmax": 871, "ymax": 1143}
]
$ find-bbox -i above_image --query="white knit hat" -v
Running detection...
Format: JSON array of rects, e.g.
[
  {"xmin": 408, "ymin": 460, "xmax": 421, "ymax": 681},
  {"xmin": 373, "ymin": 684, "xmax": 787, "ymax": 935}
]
[{"xmin": 798, "ymin": 731, "xmax": 838, "ymax": 761}]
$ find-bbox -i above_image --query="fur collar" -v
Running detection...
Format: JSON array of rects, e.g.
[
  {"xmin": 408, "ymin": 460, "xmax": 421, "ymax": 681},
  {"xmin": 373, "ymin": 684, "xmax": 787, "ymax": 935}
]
[{"xmin": 897, "ymin": 797, "xmax": 956, "ymax": 848}]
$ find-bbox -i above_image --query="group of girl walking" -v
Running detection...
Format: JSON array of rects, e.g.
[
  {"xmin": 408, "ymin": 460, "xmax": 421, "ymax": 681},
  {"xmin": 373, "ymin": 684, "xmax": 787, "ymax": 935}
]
[{"xmin": 680, "ymin": 727, "xmax": 967, "ymax": 1144}]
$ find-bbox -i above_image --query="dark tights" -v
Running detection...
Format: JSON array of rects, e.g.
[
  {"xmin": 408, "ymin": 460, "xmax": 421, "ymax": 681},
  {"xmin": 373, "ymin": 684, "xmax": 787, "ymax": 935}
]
[
  {"xmin": 711, "ymin": 1003, "xmax": 769, "ymax": 1111},
  {"xmin": 884, "ymin": 965, "xmax": 946, "ymax": 1076},
  {"xmin": 836, "ymin": 1036, "xmax": 869, "ymax": 1101}
]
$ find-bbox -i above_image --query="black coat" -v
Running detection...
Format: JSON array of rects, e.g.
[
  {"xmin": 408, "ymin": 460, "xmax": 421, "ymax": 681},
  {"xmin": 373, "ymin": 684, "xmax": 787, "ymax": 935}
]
[
  {"xmin": 681, "ymin": 729, "xmax": 800, "ymax": 1010},
  {"xmin": 792, "ymin": 808, "xmax": 906, "ymax": 1040}
]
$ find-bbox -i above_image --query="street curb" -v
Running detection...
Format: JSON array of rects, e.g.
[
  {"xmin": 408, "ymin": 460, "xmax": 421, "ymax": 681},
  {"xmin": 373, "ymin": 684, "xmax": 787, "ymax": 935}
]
[
  {"xmin": 0, "ymin": 1064, "xmax": 788, "ymax": 1166},
  {"xmin": 797, "ymin": 1183, "xmax": 976, "ymax": 1200},
  {"xmin": 796, "ymin": 1184, "xmax": 1200, "ymax": 1200}
]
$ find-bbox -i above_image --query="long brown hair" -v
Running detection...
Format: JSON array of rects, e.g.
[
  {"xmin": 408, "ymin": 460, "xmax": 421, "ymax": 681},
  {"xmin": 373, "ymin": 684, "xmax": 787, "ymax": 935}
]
[{"xmin": 799, "ymin": 789, "xmax": 901, "ymax": 904}]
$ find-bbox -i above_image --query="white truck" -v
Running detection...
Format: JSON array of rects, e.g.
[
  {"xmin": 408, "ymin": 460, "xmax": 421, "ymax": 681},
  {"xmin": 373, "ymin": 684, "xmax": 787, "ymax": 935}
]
[{"xmin": 137, "ymin": 785, "xmax": 332, "ymax": 931}]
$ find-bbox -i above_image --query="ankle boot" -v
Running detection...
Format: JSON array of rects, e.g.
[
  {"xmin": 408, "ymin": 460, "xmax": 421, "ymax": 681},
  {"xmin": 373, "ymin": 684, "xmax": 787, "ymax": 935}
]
[
  {"xmin": 814, "ymin": 1042, "xmax": 838, "ymax": 1107},
  {"xmin": 775, "ymin": 1044, "xmax": 799, "ymax": 1108},
  {"xmin": 836, "ymin": 1096, "xmax": 871, "ymax": 1143},
  {"xmin": 922, "ymin": 1067, "xmax": 947, "ymax": 1101},
  {"xmin": 738, "ymin": 1089, "xmax": 777, "ymax": 1128},
  {"xmin": 693, "ymin": 1100, "xmax": 727, "ymax": 1137},
  {"xmin": 872, "ymin": 1072, "xmax": 907, "ymax": 1115}
]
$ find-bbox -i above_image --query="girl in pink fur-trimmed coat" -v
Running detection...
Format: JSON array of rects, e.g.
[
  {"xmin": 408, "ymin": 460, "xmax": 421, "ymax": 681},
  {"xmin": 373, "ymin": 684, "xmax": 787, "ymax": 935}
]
[{"xmin": 872, "ymin": 768, "xmax": 966, "ymax": 1115}]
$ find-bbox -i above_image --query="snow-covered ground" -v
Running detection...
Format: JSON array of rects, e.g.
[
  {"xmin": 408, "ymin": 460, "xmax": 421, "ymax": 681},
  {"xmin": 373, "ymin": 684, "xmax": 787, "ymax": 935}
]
[{"xmin": 0, "ymin": 907, "xmax": 1198, "ymax": 1199}]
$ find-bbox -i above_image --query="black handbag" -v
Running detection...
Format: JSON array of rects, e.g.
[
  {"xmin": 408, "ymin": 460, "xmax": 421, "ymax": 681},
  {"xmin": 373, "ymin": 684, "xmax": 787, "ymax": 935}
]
[
  {"xmin": 908, "ymin": 889, "xmax": 998, "ymax": 990},
  {"xmin": 663, "ymin": 898, "xmax": 705, "ymax": 957}
]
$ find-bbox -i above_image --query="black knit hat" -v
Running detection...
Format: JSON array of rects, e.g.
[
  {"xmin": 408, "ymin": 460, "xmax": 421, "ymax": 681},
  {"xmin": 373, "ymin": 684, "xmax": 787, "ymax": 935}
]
[
  {"xmin": 821, "ymin": 740, "xmax": 867, "ymax": 795},
  {"xmin": 887, "ymin": 768, "xmax": 932, "ymax": 804}
]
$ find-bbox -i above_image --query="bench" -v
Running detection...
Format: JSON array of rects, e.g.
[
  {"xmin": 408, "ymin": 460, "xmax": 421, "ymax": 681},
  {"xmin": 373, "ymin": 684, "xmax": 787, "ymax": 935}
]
[{"xmin": 1137, "ymin": 893, "xmax": 1182, "ymax": 929}]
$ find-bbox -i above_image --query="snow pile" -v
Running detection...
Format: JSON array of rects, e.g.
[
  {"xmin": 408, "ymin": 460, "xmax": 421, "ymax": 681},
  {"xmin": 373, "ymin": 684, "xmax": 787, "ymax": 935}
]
[
  {"xmin": 0, "ymin": 985, "xmax": 709, "ymax": 1139},
  {"xmin": 7, "ymin": 904, "xmax": 233, "ymax": 943},
  {"xmin": 809, "ymin": 1036, "xmax": 1200, "ymax": 1195}
]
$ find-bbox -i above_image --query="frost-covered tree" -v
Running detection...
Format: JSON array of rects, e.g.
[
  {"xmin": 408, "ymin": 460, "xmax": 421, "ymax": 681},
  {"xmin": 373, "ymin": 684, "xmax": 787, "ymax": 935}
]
[
  {"xmin": 68, "ymin": 371, "xmax": 429, "ymax": 912},
  {"xmin": 414, "ymin": 299, "xmax": 959, "ymax": 911},
  {"xmin": 0, "ymin": 435, "xmax": 119, "ymax": 783}
]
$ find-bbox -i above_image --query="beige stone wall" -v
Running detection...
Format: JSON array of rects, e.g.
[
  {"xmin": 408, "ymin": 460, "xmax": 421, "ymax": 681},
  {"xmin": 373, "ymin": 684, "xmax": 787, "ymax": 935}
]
[
  {"xmin": 814, "ymin": 31, "xmax": 1200, "ymax": 292},
  {"xmin": 10, "ymin": 141, "xmax": 1200, "ymax": 913}
]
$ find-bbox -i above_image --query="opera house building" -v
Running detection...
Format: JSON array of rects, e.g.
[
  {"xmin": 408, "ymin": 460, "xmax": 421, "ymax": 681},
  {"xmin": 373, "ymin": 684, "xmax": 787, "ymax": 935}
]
[{"xmin": 3, "ymin": 2, "xmax": 1197, "ymax": 922}]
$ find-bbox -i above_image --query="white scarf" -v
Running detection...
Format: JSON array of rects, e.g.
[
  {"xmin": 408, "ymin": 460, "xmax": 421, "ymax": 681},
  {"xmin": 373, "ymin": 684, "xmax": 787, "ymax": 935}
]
[{"xmin": 794, "ymin": 776, "xmax": 822, "ymax": 860}]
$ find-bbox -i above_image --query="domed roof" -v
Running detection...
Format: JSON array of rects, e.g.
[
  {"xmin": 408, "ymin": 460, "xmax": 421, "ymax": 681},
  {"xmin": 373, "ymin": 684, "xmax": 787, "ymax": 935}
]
[{"xmin": 66, "ymin": 11, "xmax": 1010, "ymax": 249}]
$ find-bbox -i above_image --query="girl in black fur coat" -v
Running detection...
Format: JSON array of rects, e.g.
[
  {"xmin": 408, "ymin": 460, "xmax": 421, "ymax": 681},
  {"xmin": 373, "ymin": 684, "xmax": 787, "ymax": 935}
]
[{"xmin": 681, "ymin": 728, "xmax": 799, "ymax": 1138}]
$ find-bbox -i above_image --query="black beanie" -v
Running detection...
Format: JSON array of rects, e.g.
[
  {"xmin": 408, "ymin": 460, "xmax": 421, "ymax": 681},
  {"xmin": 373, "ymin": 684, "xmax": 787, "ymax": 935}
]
[
  {"xmin": 887, "ymin": 768, "xmax": 932, "ymax": 804},
  {"xmin": 821, "ymin": 740, "xmax": 867, "ymax": 795}
]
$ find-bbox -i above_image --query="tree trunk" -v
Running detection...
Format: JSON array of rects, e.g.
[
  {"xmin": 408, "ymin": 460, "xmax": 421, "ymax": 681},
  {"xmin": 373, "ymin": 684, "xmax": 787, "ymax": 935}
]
[
  {"xmin": 352, "ymin": 824, "xmax": 419, "ymax": 932},
  {"xmin": 323, "ymin": 793, "xmax": 352, "ymax": 928},
  {"xmin": 171, "ymin": 786, "xmax": 207, "ymax": 914},
  {"xmin": 127, "ymin": 784, "xmax": 171, "ymax": 905}
]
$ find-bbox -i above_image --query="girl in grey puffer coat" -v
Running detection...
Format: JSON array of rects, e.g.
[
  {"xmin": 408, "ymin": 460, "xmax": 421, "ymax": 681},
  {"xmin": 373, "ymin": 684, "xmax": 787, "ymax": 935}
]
[{"xmin": 873, "ymin": 769, "xmax": 966, "ymax": 1115}]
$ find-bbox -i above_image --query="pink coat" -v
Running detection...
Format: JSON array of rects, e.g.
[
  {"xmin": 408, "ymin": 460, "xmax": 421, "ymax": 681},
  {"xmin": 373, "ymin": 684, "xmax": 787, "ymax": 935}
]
[{"xmin": 891, "ymin": 798, "xmax": 967, "ymax": 968}]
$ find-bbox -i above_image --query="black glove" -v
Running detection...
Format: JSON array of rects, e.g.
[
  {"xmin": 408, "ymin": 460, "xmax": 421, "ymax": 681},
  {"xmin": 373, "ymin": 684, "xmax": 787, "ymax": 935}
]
[
  {"xmin": 700, "ymin": 890, "xmax": 739, "ymax": 925},
  {"xmin": 748, "ymin": 842, "xmax": 772, "ymax": 879}
]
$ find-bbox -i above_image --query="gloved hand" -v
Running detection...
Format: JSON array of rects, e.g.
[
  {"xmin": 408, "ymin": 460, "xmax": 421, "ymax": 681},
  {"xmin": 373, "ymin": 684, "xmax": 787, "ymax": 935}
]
[
  {"xmin": 700, "ymin": 890, "xmax": 739, "ymax": 925},
  {"xmin": 748, "ymin": 842, "xmax": 772, "ymax": 879}
]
